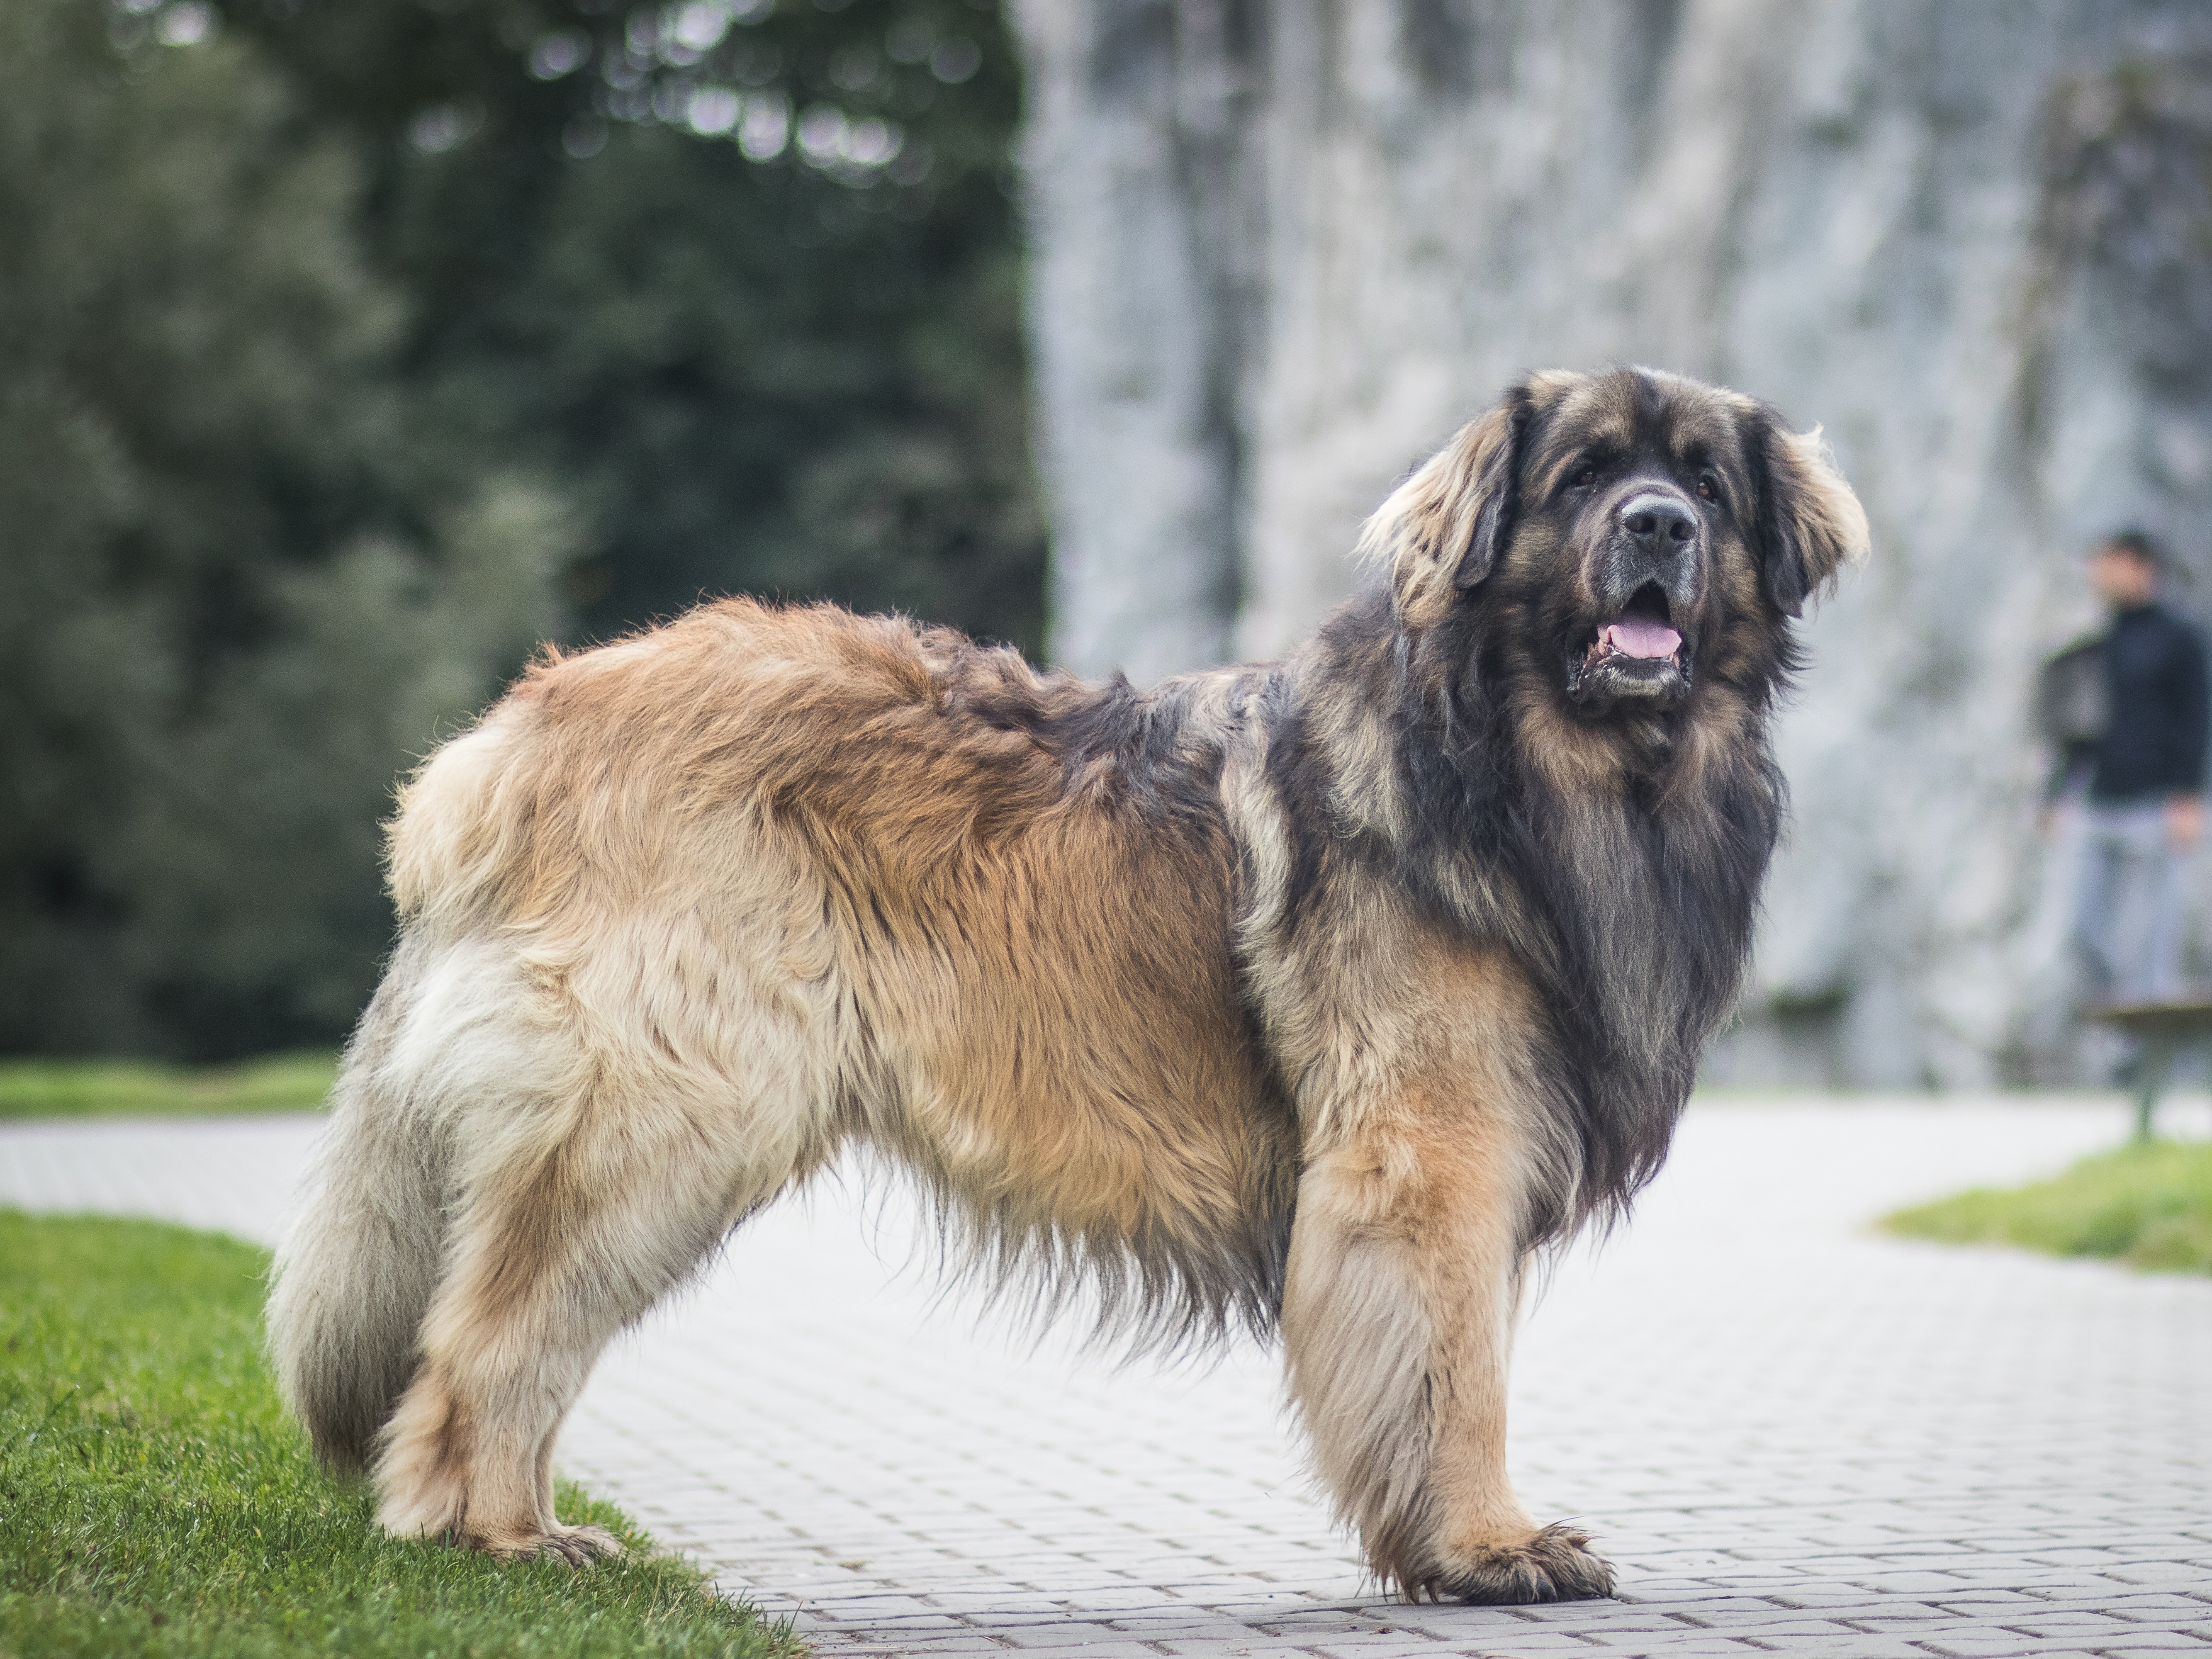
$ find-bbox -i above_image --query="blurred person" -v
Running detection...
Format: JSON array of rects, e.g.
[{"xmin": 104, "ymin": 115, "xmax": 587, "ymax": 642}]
[{"xmin": 2057, "ymin": 531, "xmax": 2208, "ymax": 1007}]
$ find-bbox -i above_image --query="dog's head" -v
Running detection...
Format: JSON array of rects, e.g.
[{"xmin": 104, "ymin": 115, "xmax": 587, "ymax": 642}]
[{"xmin": 1360, "ymin": 367, "xmax": 1867, "ymax": 719}]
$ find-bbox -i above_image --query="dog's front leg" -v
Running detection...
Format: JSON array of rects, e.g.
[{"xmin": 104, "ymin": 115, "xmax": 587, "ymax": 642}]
[{"xmin": 1282, "ymin": 1103, "xmax": 1612, "ymax": 1604}]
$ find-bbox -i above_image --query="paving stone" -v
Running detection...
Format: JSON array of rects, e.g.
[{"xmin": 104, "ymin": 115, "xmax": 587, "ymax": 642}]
[
  {"xmin": 1918, "ymin": 1637, "xmax": 2174, "ymax": 1657},
  {"xmin": 8, "ymin": 1098, "xmax": 2212, "ymax": 1659}
]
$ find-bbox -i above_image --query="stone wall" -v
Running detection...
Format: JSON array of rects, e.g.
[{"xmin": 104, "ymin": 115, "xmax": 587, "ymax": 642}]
[{"xmin": 1012, "ymin": 0, "xmax": 2212, "ymax": 1085}]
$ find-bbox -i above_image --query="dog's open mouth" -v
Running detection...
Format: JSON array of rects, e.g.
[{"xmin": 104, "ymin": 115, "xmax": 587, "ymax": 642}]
[
  {"xmin": 1567, "ymin": 583, "xmax": 1691, "ymax": 710},
  {"xmin": 1584, "ymin": 584, "xmax": 1682, "ymax": 669}
]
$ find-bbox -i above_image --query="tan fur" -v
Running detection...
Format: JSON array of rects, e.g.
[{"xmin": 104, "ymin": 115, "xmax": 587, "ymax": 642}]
[
  {"xmin": 1278, "ymin": 941, "xmax": 1559, "ymax": 1595},
  {"xmin": 1358, "ymin": 401, "xmax": 1519, "ymax": 631},
  {"xmin": 292, "ymin": 601, "xmax": 1297, "ymax": 1559},
  {"xmin": 268, "ymin": 367, "xmax": 1862, "ymax": 1601},
  {"xmin": 1771, "ymin": 422, "xmax": 1871, "ymax": 593}
]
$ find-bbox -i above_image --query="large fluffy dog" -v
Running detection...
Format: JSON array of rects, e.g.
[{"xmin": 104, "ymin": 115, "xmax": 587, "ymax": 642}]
[{"xmin": 269, "ymin": 367, "xmax": 1865, "ymax": 1604}]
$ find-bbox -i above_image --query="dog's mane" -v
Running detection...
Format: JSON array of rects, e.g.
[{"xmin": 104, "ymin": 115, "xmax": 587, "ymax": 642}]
[{"xmin": 1268, "ymin": 572, "xmax": 1792, "ymax": 1252}]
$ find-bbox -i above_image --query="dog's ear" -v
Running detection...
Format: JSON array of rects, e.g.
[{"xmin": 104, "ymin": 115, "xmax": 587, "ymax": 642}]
[
  {"xmin": 1358, "ymin": 380, "xmax": 1540, "ymax": 630},
  {"xmin": 1751, "ymin": 409, "xmax": 1870, "ymax": 618}
]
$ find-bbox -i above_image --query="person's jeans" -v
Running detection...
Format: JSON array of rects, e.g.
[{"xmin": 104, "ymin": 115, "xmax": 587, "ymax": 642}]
[{"xmin": 2073, "ymin": 800, "xmax": 2186, "ymax": 1005}]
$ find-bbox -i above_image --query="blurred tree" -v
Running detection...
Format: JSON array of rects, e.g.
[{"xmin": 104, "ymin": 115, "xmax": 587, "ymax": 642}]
[
  {"xmin": 224, "ymin": 0, "xmax": 1043, "ymax": 647},
  {"xmin": 0, "ymin": 0, "xmax": 1039, "ymax": 1059},
  {"xmin": 0, "ymin": 0, "xmax": 568, "ymax": 1057}
]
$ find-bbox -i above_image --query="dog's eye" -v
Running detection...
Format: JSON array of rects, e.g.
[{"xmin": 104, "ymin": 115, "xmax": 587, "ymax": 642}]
[
  {"xmin": 1572, "ymin": 467, "xmax": 1598, "ymax": 490},
  {"xmin": 1696, "ymin": 473, "xmax": 1720, "ymax": 503}
]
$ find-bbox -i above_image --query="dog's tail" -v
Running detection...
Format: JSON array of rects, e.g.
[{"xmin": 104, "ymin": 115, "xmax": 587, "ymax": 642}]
[{"xmin": 266, "ymin": 983, "xmax": 449, "ymax": 1476}]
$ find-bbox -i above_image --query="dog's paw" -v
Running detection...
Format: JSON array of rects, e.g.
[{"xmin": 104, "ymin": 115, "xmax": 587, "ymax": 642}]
[
  {"xmin": 439, "ymin": 1520, "xmax": 627, "ymax": 1566},
  {"xmin": 1428, "ymin": 1522, "xmax": 1613, "ymax": 1605},
  {"xmin": 531, "ymin": 1525, "xmax": 626, "ymax": 1568}
]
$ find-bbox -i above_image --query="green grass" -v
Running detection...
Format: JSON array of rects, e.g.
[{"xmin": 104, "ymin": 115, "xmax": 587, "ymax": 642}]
[
  {"xmin": 0, "ymin": 1053, "xmax": 336, "ymax": 1121},
  {"xmin": 1883, "ymin": 1138, "xmax": 2212, "ymax": 1274},
  {"xmin": 0, "ymin": 1210, "xmax": 800, "ymax": 1658}
]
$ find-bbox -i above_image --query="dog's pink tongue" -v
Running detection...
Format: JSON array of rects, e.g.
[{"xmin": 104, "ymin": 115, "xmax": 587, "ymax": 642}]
[{"xmin": 1604, "ymin": 617, "xmax": 1682, "ymax": 660}]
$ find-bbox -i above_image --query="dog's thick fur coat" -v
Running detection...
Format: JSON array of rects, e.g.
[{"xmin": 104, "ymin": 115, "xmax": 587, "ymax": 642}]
[{"xmin": 269, "ymin": 368, "xmax": 1866, "ymax": 1602}]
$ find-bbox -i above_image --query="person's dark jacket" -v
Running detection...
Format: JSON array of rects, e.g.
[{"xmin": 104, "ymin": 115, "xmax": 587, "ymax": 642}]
[{"xmin": 2090, "ymin": 601, "xmax": 2210, "ymax": 803}]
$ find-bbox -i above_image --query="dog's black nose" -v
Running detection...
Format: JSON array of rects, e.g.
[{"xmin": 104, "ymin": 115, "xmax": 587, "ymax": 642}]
[{"xmin": 1620, "ymin": 491, "xmax": 1698, "ymax": 553}]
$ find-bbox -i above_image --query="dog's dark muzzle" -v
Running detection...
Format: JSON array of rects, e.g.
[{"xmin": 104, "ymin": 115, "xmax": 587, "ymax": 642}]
[
  {"xmin": 1604, "ymin": 488, "xmax": 1705, "ymax": 612},
  {"xmin": 1566, "ymin": 487, "xmax": 1704, "ymax": 713}
]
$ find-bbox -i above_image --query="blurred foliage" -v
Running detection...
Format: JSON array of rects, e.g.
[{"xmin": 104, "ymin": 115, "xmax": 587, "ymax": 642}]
[
  {"xmin": 0, "ymin": 0, "xmax": 571, "ymax": 1058},
  {"xmin": 1883, "ymin": 1137, "xmax": 2212, "ymax": 1274},
  {"xmin": 0, "ymin": 0, "xmax": 1040, "ymax": 1060},
  {"xmin": 216, "ymin": 0, "xmax": 1043, "ymax": 645}
]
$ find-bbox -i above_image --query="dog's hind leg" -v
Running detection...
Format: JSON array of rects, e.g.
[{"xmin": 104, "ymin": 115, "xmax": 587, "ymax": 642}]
[
  {"xmin": 370, "ymin": 983, "xmax": 825, "ymax": 1562},
  {"xmin": 1282, "ymin": 1094, "xmax": 1613, "ymax": 1605},
  {"xmin": 268, "ymin": 956, "xmax": 451, "ymax": 1476}
]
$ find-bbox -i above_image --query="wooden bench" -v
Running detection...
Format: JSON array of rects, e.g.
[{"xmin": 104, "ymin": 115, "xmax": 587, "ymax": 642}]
[{"xmin": 2082, "ymin": 999, "xmax": 2212, "ymax": 1140}]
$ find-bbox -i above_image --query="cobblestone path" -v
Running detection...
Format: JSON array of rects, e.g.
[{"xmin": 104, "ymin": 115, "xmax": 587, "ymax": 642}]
[{"xmin": 5, "ymin": 1098, "xmax": 2208, "ymax": 1659}]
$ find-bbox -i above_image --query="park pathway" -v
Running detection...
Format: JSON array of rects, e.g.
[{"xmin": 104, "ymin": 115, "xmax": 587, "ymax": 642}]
[{"xmin": 4, "ymin": 1097, "xmax": 2210, "ymax": 1659}]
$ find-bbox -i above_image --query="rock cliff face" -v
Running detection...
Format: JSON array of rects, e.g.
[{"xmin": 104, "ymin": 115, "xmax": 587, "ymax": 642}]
[{"xmin": 1012, "ymin": 0, "xmax": 2212, "ymax": 1085}]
